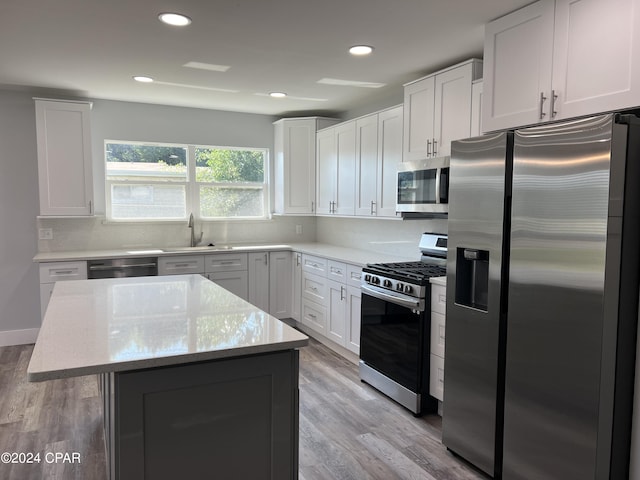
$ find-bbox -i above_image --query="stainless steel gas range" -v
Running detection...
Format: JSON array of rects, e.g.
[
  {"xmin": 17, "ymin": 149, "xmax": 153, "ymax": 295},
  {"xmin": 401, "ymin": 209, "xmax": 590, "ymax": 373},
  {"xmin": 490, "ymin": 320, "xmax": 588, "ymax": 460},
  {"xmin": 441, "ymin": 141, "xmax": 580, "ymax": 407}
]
[{"xmin": 359, "ymin": 233, "xmax": 447, "ymax": 415}]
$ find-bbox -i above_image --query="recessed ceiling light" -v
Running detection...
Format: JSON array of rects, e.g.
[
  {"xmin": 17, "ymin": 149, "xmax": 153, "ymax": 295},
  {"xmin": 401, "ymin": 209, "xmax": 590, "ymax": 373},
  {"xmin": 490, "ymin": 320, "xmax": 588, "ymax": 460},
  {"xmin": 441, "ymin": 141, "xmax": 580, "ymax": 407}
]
[
  {"xmin": 349, "ymin": 45, "xmax": 374, "ymax": 56},
  {"xmin": 269, "ymin": 92, "xmax": 287, "ymax": 98},
  {"xmin": 133, "ymin": 76, "xmax": 154, "ymax": 83},
  {"xmin": 158, "ymin": 13, "xmax": 192, "ymax": 26}
]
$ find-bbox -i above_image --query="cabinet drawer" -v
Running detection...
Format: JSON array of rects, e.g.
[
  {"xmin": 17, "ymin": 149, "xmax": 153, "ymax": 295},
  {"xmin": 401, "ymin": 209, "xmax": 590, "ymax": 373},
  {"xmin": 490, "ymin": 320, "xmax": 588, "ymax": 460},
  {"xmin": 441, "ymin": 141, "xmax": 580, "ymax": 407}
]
[
  {"xmin": 158, "ymin": 255, "xmax": 205, "ymax": 275},
  {"xmin": 39, "ymin": 261, "xmax": 87, "ymax": 283},
  {"xmin": 301, "ymin": 254, "xmax": 327, "ymax": 276},
  {"xmin": 431, "ymin": 284, "xmax": 446, "ymax": 315},
  {"xmin": 206, "ymin": 271, "xmax": 249, "ymax": 300},
  {"xmin": 205, "ymin": 253, "xmax": 248, "ymax": 272},
  {"xmin": 346, "ymin": 264, "xmax": 362, "ymax": 288},
  {"xmin": 430, "ymin": 311, "xmax": 446, "ymax": 358},
  {"xmin": 301, "ymin": 299, "xmax": 326, "ymax": 335},
  {"xmin": 302, "ymin": 272, "xmax": 327, "ymax": 303},
  {"xmin": 327, "ymin": 260, "xmax": 347, "ymax": 281},
  {"xmin": 429, "ymin": 354, "xmax": 445, "ymax": 402}
]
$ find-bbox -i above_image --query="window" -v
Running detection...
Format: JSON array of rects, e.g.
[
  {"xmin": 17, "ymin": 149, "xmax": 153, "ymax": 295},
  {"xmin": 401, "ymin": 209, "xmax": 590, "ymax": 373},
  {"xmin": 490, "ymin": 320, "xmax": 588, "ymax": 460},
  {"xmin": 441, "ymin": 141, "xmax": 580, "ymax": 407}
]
[{"xmin": 105, "ymin": 141, "xmax": 268, "ymax": 221}]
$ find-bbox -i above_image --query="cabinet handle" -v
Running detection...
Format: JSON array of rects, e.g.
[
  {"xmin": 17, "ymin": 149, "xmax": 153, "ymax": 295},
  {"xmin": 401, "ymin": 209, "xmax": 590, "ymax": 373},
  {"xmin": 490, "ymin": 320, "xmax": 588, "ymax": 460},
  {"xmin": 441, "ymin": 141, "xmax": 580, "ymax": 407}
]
[
  {"xmin": 308, "ymin": 313, "xmax": 317, "ymax": 319},
  {"xmin": 426, "ymin": 139, "xmax": 432, "ymax": 156},
  {"xmin": 340, "ymin": 286, "xmax": 346, "ymax": 301},
  {"xmin": 539, "ymin": 92, "xmax": 547, "ymax": 119},
  {"xmin": 311, "ymin": 201, "xmax": 315, "ymax": 213},
  {"xmin": 264, "ymin": 253, "xmax": 268, "ymax": 265},
  {"xmin": 551, "ymin": 89, "xmax": 558, "ymax": 118},
  {"xmin": 53, "ymin": 270, "xmax": 74, "ymax": 275},
  {"xmin": 370, "ymin": 201, "xmax": 376, "ymax": 215},
  {"xmin": 220, "ymin": 261, "xmax": 235, "ymax": 265},
  {"xmin": 174, "ymin": 263, "xmax": 191, "ymax": 268},
  {"xmin": 433, "ymin": 139, "xmax": 437, "ymax": 156},
  {"xmin": 89, "ymin": 200, "xmax": 93, "ymax": 215}
]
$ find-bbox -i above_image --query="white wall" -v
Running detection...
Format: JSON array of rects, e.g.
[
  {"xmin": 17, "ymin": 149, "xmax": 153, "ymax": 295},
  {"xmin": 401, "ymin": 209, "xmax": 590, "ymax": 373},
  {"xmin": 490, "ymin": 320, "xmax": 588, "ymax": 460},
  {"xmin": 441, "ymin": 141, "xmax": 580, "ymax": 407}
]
[{"xmin": 0, "ymin": 90, "xmax": 41, "ymax": 345}]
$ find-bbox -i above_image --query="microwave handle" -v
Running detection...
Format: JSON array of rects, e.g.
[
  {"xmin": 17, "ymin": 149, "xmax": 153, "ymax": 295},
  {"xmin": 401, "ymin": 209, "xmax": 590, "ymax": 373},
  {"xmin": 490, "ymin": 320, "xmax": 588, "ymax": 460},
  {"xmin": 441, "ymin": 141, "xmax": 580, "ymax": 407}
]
[{"xmin": 435, "ymin": 167, "xmax": 441, "ymax": 205}]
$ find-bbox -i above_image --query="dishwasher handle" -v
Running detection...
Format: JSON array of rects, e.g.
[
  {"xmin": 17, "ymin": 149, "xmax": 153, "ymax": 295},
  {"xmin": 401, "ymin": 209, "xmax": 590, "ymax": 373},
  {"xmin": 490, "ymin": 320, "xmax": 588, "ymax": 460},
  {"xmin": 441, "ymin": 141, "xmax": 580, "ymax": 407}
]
[{"xmin": 88, "ymin": 262, "xmax": 157, "ymax": 271}]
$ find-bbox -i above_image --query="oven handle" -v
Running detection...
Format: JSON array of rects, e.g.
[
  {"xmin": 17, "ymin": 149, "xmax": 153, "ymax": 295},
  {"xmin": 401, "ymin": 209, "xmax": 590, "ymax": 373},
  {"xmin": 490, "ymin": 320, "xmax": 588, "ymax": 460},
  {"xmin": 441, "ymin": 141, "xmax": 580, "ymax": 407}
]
[{"xmin": 361, "ymin": 284, "xmax": 424, "ymax": 311}]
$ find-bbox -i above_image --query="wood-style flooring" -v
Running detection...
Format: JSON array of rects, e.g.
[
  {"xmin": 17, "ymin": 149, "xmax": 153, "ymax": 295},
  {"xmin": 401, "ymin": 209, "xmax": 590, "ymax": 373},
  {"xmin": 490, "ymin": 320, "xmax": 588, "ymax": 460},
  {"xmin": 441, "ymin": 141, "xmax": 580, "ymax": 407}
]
[{"xmin": 0, "ymin": 339, "xmax": 486, "ymax": 480}]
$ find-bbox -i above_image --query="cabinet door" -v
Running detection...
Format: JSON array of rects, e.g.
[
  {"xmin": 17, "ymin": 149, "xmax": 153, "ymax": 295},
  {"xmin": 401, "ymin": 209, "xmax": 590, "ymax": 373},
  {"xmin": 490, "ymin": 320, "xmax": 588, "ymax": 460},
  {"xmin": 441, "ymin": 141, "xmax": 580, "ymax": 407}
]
[
  {"xmin": 327, "ymin": 279, "xmax": 347, "ymax": 346},
  {"xmin": 316, "ymin": 128, "xmax": 336, "ymax": 214},
  {"xmin": 248, "ymin": 252, "xmax": 270, "ymax": 312},
  {"xmin": 35, "ymin": 99, "xmax": 94, "ymax": 216},
  {"xmin": 482, "ymin": 1, "xmax": 555, "ymax": 132},
  {"xmin": 470, "ymin": 81, "xmax": 484, "ymax": 137},
  {"xmin": 207, "ymin": 271, "xmax": 248, "ymax": 300},
  {"xmin": 291, "ymin": 253, "xmax": 302, "ymax": 321},
  {"xmin": 376, "ymin": 106, "xmax": 403, "ymax": 217},
  {"xmin": 355, "ymin": 114, "xmax": 379, "ymax": 216},
  {"xmin": 301, "ymin": 299, "xmax": 326, "ymax": 335},
  {"xmin": 403, "ymin": 76, "xmax": 435, "ymax": 162},
  {"xmin": 334, "ymin": 121, "xmax": 356, "ymax": 216},
  {"xmin": 346, "ymin": 285, "xmax": 362, "ymax": 355},
  {"xmin": 433, "ymin": 63, "xmax": 474, "ymax": 157},
  {"xmin": 552, "ymin": 0, "xmax": 640, "ymax": 120},
  {"xmin": 269, "ymin": 251, "xmax": 292, "ymax": 319},
  {"xmin": 273, "ymin": 119, "xmax": 317, "ymax": 214}
]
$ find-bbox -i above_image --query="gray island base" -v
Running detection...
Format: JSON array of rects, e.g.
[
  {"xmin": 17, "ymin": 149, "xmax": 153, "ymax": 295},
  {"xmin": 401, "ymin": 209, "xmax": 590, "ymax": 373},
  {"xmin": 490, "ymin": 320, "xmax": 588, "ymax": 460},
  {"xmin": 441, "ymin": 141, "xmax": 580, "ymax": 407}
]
[{"xmin": 27, "ymin": 275, "xmax": 308, "ymax": 480}]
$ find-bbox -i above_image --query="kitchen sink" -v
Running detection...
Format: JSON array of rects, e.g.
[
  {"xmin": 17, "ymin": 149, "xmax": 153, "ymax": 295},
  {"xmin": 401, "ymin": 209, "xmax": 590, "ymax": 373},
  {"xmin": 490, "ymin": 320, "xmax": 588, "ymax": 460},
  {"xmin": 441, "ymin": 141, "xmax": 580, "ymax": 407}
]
[{"xmin": 166, "ymin": 245, "xmax": 234, "ymax": 252}]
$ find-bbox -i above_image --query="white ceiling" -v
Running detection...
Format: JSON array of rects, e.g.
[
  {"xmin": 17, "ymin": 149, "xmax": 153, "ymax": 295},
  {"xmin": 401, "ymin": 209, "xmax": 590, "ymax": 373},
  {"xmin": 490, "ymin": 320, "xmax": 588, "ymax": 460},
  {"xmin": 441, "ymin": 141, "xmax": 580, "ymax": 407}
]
[{"xmin": 0, "ymin": 0, "xmax": 532, "ymax": 117}]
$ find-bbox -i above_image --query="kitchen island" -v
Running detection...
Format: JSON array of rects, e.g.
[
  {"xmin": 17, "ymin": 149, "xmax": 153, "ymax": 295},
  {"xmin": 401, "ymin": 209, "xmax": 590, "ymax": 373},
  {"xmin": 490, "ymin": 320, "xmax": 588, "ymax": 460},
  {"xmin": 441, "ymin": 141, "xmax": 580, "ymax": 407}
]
[{"xmin": 27, "ymin": 274, "xmax": 308, "ymax": 480}]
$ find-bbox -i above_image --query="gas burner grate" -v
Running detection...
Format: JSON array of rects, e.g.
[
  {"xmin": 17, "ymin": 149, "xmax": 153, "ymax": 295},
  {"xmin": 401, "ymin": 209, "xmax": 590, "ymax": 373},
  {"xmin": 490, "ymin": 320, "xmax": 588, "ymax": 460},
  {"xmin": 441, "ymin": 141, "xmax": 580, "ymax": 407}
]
[{"xmin": 364, "ymin": 261, "xmax": 446, "ymax": 283}]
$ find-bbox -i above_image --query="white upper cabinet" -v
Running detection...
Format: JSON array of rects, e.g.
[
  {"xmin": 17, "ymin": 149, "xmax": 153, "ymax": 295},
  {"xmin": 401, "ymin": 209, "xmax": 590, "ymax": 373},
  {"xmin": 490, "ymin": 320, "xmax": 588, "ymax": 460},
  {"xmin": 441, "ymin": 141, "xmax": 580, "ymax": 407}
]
[
  {"xmin": 35, "ymin": 99, "xmax": 94, "ymax": 216},
  {"xmin": 354, "ymin": 113, "xmax": 379, "ymax": 216},
  {"xmin": 355, "ymin": 106, "xmax": 403, "ymax": 217},
  {"xmin": 552, "ymin": 0, "xmax": 640, "ymax": 119},
  {"xmin": 403, "ymin": 76, "xmax": 435, "ymax": 162},
  {"xmin": 403, "ymin": 59, "xmax": 482, "ymax": 161},
  {"xmin": 483, "ymin": 0, "xmax": 640, "ymax": 131},
  {"xmin": 470, "ymin": 81, "xmax": 484, "ymax": 137},
  {"xmin": 273, "ymin": 117, "xmax": 338, "ymax": 215},
  {"xmin": 316, "ymin": 121, "xmax": 356, "ymax": 215}
]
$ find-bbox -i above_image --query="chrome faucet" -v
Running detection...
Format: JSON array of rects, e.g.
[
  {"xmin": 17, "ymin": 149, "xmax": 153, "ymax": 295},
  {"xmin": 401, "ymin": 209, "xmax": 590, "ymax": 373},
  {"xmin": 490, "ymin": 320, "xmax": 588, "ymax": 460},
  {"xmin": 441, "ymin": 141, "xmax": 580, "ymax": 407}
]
[{"xmin": 188, "ymin": 213, "xmax": 203, "ymax": 247}]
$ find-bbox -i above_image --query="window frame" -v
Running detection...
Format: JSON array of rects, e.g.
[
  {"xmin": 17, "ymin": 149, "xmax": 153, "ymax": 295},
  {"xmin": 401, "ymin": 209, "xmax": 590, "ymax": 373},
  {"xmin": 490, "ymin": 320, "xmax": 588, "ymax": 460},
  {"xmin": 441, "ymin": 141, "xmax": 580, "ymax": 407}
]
[{"xmin": 104, "ymin": 140, "xmax": 270, "ymax": 222}]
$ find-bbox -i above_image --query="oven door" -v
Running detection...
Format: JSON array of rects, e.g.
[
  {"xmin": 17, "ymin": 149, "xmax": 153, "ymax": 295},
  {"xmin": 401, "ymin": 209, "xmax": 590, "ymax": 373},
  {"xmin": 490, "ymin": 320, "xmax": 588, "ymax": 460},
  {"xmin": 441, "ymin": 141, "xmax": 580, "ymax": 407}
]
[{"xmin": 359, "ymin": 284, "xmax": 426, "ymax": 393}]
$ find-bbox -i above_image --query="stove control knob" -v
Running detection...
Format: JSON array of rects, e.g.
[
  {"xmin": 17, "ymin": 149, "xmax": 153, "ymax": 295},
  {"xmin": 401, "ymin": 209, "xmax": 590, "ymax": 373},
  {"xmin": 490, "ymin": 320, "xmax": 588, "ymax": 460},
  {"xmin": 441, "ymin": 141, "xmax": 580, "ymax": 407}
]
[
  {"xmin": 383, "ymin": 279, "xmax": 392, "ymax": 288},
  {"xmin": 404, "ymin": 285, "xmax": 413, "ymax": 294},
  {"xmin": 396, "ymin": 282, "xmax": 404, "ymax": 291},
  {"xmin": 364, "ymin": 274, "xmax": 371, "ymax": 282},
  {"xmin": 370, "ymin": 276, "xmax": 378, "ymax": 285}
]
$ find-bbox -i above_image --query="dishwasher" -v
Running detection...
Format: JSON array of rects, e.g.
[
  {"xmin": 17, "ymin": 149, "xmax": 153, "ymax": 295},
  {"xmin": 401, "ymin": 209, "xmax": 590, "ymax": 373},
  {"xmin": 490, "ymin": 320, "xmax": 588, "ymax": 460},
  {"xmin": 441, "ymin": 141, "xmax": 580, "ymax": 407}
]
[{"xmin": 87, "ymin": 257, "xmax": 158, "ymax": 279}]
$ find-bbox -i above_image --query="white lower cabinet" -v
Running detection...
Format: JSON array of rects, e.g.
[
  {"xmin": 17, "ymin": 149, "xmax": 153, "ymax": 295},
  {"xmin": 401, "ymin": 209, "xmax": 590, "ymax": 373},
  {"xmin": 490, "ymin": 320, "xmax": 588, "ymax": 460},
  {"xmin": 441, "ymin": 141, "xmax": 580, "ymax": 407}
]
[
  {"xmin": 298, "ymin": 254, "xmax": 362, "ymax": 356},
  {"xmin": 204, "ymin": 253, "xmax": 249, "ymax": 300},
  {"xmin": 291, "ymin": 253, "xmax": 302, "ymax": 321},
  {"xmin": 248, "ymin": 252, "xmax": 270, "ymax": 312},
  {"xmin": 158, "ymin": 255, "xmax": 205, "ymax": 275},
  {"xmin": 429, "ymin": 282, "xmax": 446, "ymax": 402},
  {"xmin": 39, "ymin": 261, "xmax": 88, "ymax": 319},
  {"xmin": 269, "ymin": 251, "xmax": 292, "ymax": 319}
]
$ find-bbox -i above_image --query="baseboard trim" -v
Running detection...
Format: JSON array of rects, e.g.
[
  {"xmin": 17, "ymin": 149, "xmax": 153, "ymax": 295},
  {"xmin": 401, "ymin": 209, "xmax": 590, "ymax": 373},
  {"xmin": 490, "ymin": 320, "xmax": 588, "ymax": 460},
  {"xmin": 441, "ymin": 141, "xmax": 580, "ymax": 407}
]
[{"xmin": 0, "ymin": 328, "xmax": 39, "ymax": 347}]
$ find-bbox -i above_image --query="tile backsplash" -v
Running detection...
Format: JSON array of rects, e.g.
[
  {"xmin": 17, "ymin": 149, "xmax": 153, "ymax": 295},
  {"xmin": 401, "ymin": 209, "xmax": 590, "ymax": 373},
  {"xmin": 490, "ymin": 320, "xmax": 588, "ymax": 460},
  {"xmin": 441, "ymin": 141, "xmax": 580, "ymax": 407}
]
[{"xmin": 37, "ymin": 215, "xmax": 317, "ymax": 252}]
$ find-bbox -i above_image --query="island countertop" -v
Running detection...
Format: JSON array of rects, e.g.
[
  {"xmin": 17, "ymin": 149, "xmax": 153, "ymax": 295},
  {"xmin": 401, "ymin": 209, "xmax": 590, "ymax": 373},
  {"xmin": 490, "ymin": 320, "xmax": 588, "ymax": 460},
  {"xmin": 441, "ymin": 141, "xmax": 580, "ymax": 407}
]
[{"xmin": 27, "ymin": 274, "xmax": 309, "ymax": 382}]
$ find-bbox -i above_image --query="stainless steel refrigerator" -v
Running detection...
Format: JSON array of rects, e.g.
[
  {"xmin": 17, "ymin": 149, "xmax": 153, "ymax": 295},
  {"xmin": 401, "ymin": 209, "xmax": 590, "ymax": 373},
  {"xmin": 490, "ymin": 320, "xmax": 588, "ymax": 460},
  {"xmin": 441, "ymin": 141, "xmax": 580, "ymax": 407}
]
[{"xmin": 443, "ymin": 113, "xmax": 640, "ymax": 479}]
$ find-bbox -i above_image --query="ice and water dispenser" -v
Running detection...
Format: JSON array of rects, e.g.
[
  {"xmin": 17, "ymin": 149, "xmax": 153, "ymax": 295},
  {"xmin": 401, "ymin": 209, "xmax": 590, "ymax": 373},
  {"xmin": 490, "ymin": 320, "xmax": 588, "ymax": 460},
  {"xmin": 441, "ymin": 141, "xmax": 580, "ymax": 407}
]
[{"xmin": 455, "ymin": 248, "xmax": 489, "ymax": 311}]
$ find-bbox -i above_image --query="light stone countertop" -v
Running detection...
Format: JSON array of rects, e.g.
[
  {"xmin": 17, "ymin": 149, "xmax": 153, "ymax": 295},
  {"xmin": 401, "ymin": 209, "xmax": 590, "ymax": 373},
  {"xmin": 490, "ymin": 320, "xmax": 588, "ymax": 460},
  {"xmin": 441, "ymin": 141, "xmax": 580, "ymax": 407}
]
[
  {"xmin": 27, "ymin": 274, "xmax": 309, "ymax": 382},
  {"xmin": 33, "ymin": 242, "xmax": 417, "ymax": 267}
]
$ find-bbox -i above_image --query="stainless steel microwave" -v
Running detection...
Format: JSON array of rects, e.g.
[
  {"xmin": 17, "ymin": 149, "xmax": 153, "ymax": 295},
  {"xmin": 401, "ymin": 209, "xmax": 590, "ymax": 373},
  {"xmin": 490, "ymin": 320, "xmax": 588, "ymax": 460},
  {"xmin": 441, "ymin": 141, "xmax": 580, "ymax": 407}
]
[{"xmin": 396, "ymin": 157, "xmax": 450, "ymax": 214}]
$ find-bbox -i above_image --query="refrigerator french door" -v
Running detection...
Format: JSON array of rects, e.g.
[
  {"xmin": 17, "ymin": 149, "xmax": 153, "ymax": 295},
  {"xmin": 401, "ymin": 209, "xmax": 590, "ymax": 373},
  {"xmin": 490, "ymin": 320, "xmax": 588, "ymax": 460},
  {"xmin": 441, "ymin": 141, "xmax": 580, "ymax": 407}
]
[{"xmin": 443, "ymin": 114, "xmax": 640, "ymax": 479}]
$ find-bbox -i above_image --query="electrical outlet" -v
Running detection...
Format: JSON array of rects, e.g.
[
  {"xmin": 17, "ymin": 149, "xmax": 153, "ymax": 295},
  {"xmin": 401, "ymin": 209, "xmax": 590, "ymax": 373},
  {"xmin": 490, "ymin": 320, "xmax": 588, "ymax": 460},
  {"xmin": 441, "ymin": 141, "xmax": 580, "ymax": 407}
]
[
  {"xmin": 295, "ymin": 224, "xmax": 303, "ymax": 235},
  {"xmin": 39, "ymin": 228, "xmax": 53, "ymax": 240}
]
